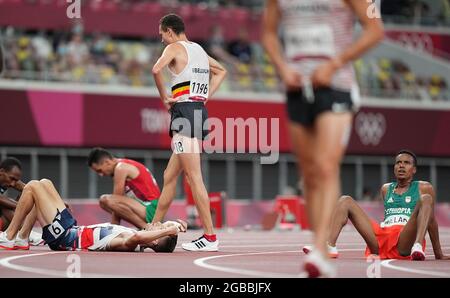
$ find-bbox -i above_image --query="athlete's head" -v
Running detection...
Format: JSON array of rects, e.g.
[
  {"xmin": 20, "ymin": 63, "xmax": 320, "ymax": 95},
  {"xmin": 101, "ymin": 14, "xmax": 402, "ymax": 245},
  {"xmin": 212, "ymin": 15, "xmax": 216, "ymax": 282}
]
[
  {"xmin": 394, "ymin": 150, "xmax": 417, "ymax": 181},
  {"xmin": 87, "ymin": 148, "xmax": 116, "ymax": 177},
  {"xmin": 150, "ymin": 235, "xmax": 178, "ymax": 253},
  {"xmin": 159, "ymin": 14, "xmax": 185, "ymax": 45},
  {"xmin": 0, "ymin": 157, "xmax": 22, "ymax": 189}
]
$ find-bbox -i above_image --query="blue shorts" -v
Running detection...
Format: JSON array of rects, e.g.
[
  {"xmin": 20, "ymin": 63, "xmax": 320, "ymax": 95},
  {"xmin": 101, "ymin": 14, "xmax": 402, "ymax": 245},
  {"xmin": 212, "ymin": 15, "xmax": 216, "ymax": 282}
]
[{"xmin": 42, "ymin": 208, "xmax": 77, "ymax": 251}]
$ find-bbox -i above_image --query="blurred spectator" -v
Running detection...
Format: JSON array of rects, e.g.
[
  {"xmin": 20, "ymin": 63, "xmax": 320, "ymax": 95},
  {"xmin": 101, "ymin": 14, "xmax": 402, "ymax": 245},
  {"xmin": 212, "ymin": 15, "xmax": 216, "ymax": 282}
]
[
  {"xmin": 227, "ymin": 28, "xmax": 252, "ymax": 64},
  {"xmin": 207, "ymin": 25, "xmax": 240, "ymax": 68},
  {"xmin": 67, "ymin": 34, "xmax": 89, "ymax": 66},
  {"xmin": 1, "ymin": 26, "xmax": 449, "ymax": 101}
]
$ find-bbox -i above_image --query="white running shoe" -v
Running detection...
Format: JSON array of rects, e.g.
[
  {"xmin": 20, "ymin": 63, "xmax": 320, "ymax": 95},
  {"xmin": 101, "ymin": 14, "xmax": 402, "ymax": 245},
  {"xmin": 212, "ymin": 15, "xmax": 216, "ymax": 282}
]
[
  {"xmin": 303, "ymin": 249, "xmax": 337, "ymax": 278},
  {"xmin": 182, "ymin": 236, "xmax": 219, "ymax": 252},
  {"xmin": 0, "ymin": 231, "xmax": 15, "ymax": 250},
  {"xmin": 14, "ymin": 235, "xmax": 29, "ymax": 250},
  {"xmin": 29, "ymin": 231, "xmax": 45, "ymax": 246},
  {"xmin": 302, "ymin": 244, "xmax": 339, "ymax": 258},
  {"xmin": 411, "ymin": 243, "xmax": 425, "ymax": 261}
]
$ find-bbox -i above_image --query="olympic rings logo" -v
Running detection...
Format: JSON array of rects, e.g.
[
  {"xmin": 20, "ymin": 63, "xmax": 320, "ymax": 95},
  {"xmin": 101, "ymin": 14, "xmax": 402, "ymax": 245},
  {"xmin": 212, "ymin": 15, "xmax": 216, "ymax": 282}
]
[
  {"xmin": 396, "ymin": 33, "xmax": 434, "ymax": 53},
  {"xmin": 355, "ymin": 112, "xmax": 386, "ymax": 146}
]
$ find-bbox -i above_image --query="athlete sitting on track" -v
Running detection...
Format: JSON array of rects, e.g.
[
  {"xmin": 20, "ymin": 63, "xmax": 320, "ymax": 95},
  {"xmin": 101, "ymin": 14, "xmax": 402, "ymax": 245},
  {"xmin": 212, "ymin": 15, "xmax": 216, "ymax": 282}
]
[
  {"xmin": 88, "ymin": 148, "xmax": 161, "ymax": 230},
  {"xmin": 0, "ymin": 157, "xmax": 44, "ymax": 247},
  {"xmin": 0, "ymin": 179, "xmax": 186, "ymax": 252},
  {"xmin": 304, "ymin": 150, "xmax": 450, "ymax": 261}
]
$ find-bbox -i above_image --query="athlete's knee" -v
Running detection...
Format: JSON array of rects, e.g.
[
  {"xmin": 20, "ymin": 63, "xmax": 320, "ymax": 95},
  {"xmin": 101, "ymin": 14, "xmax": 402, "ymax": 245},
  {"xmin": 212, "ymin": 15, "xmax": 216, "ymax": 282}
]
[
  {"xmin": 338, "ymin": 195, "xmax": 354, "ymax": 206},
  {"xmin": 420, "ymin": 194, "xmax": 433, "ymax": 206},
  {"xmin": 39, "ymin": 178, "xmax": 53, "ymax": 186},
  {"xmin": 99, "ymin": 195, "xmax": 112, "ymax": 209},
  {"xmin": 24, "ymin": 180, "xmax": 40, "ymax": 192},
  {"xmin": 314, "ymin": 160, "xmax": 339, "ymax": 182}
]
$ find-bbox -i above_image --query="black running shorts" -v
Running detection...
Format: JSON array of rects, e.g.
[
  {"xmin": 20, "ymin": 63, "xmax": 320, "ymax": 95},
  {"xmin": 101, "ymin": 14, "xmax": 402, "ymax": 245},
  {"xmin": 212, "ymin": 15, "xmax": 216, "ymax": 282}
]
[
  {"xmin": 169, "ymin": 102, "xmax": 209, "ymax": 140},
  {"xmin": 286, "ymin": 87, "xmax": 354, "ymax": 126}
]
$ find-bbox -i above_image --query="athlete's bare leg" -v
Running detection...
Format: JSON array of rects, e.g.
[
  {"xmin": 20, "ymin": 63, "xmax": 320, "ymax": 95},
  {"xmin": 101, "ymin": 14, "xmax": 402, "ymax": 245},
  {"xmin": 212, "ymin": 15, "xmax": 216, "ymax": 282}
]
[
  {"xmin": 289, "ymin": 112, "xmax": 352, "ymax": 257},
  {"xmin": 4, "ymin": 179, "xmax": 66, "ymax": 240},
  {"xmin": 16, "ymin": 178, "xmax": 70, "ymax": 240},
  {"xmin": 152, "ymin": 153, "xmax": 183, "ymax": 223},
  {"xmin": 99, "ymin": 194, "xmax": 148, "ymax": 229},
  {"xmin": 176, "ymin": 135, "xmax": 214, "ymax": 235},
  {"xmin": 328, "ymin": 195, "xmax": 379, "ymax": 254},
  {"xmin": 17, "ymin": 206, "xmax": 38, "ymax": 240},
  {"xmin": 397, "ymin": 194, "xmax": 434, "ymax": 256}
]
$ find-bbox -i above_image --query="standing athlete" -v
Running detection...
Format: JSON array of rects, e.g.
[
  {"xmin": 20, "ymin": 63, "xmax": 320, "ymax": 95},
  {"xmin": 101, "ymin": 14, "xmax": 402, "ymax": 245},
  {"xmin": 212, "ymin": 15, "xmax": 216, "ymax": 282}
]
[
  {"xmin": 262, "ymin": 0, "xmax": 384, "ymax": 276},
  {"xmin": 151, "ymin": 14, "xmax": 227, "ymax": 251},
  {"xmin": 88, "ymin": 148, "xmax": 161, "ymax": 230}
]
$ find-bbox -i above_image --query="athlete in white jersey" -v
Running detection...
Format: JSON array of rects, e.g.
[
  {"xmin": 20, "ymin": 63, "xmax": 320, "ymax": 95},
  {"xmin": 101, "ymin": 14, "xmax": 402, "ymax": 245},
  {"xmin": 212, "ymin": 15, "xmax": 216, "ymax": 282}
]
[
  {"xmin": 262, "ymin": 0, "xmax": 384, "ymax": 277},
  {"xmin": 152, "ymin": 14, "xmax": 227, "ymax": 252}
]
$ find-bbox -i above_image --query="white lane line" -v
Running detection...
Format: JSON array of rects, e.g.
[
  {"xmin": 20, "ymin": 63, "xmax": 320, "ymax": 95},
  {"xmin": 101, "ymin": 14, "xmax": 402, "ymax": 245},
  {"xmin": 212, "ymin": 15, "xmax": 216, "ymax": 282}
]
[
  {"xmin": 193, "ymin": 249, "xmax": 364, "ymax": 278},
  {"xmin": 195, "ymin": 247, "xmax": 450, "ymax": 278},
  {"xmin": 381, "ymin": 259, "xmax": 450, "ymax": 278},
  {"xmin": 194, "ymin": 250, "xmax": 304, "ymax": 278},
  {"xmin": 0, "ymin": 251, "xmax": 136, "ymax": 278},
  {"xmin": 381, "ymin": 251, "xmax": 450, "ymax": 278}
]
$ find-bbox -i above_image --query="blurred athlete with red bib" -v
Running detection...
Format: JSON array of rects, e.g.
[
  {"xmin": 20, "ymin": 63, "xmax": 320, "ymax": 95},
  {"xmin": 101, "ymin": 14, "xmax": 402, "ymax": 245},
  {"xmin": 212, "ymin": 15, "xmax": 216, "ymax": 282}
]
[{"xmin": 262, "ymin": 0, "xmax": 384, "ymax": 277}]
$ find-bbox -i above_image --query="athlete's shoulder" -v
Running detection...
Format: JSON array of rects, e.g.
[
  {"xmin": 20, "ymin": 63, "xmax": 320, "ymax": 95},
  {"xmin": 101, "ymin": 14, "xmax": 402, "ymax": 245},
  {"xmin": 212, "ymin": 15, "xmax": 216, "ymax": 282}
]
[
  {"xmin": 115, "ymin": 160, "xmax": 136, "ymax": 173},
  {"xmin": 381, "ymin": 183, "xmax": 392, "ymax": 191},
  {"xmin": 167, "ymin": 42, "xmax": 185, "ymax": 52},
  {"xmin": 418, "ymin": 181, "xmax": 434, "ymax": 192},
  {"xmin": 380, "ymin": 183, "xmax": 391, "ymax": 196}
]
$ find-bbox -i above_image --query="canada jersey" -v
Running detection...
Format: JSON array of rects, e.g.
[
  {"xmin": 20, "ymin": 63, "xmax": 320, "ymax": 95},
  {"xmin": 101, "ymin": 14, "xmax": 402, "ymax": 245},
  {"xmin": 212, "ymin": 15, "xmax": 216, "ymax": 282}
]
[
  {"xmin": 381, "ymin": 181, "xmax": 420, "ymax": 227},
  {"xmin": 277, "ymin": 0, "xmax": 356, "ymax": 92}
]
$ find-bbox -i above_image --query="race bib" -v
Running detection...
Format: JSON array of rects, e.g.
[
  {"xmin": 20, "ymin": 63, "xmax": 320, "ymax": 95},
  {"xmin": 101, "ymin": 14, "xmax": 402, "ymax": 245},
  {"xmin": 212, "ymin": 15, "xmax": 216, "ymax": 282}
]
[
  {"xmin": 284, "ymin": 25, "xmax": 335, "ymax": 59},
  {"xmin": 190, "ymin": 67, "xmax": 210, "ymax": 99},
  {"xmin": 190, "ymin": 81, "xmax": 208, "ymax": 99},
  {"xmin": 48, "ymin": 221, "xmax": 66, "ymax": 239},
  {"xmin": 381, "ymin": 215, "xmax": 410, "ymax": 227}
]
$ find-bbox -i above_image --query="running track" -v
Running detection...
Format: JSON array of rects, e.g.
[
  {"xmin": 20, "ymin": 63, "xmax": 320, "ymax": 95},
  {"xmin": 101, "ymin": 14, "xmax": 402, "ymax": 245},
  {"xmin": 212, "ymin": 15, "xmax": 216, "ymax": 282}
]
[{"xmin": 1, "ymin": 227, "xmax": 450, "ymax": 278}]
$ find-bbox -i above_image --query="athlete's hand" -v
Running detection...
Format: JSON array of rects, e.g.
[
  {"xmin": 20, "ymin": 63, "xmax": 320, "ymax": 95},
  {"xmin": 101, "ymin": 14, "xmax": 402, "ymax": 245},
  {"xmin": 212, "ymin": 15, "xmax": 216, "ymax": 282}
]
[
  {"xmin": 311, "ymin": 58, "xmax": 343, "ymax": 88},
  {"xmin": 145, "ymin": 222, "xmax": 163, "ymax": 231},
  {"xmin": 164, "ymin": 97, "xmax": 178, "ymax": 110},
  {"xmin": 435, "ymin": 254, "xmax": 450, "ymax": 260},
  {"xmin": 280, "ymin": 65, "xmax": 302, "ymax": 91}
]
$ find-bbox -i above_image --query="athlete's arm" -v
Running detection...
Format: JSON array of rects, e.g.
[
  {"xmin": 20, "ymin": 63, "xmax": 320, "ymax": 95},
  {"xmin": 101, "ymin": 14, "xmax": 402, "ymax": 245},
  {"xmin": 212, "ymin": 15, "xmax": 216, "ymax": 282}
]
[
  {"xmin": 380, "ymin": 183, "xmax": 390, "ymax": 202},
  {"xmin": 112, "ymin": 164, "xmax": 128, "ymax": 196},
  {"xmin": 0, "ymin": 195, "xmax": 17, "ymax": 210},
  {"xmin": 207, "ymin": 55, "xmax": 227, "ymax": 100},
  {"xmin": 13, "ymin": 180, "xmax": 26, "ymax": 192},
  {"xmin": 311, "ymin": 0, "xmax": 384, "ymax": 87},
  {"xmin": 261, "ymin": 0, "xmax": 301, "ymax": 90},
  {"xmin": 152, "ymin": 44, "xmax": 178, "ymax": 109},
  {"xmin": 420, "ymin": 182, "xmax": 450, "ymax": 260},
  {"xmin": 338, "ymin": 0, "xmax": 384, "ymax": 65}
]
